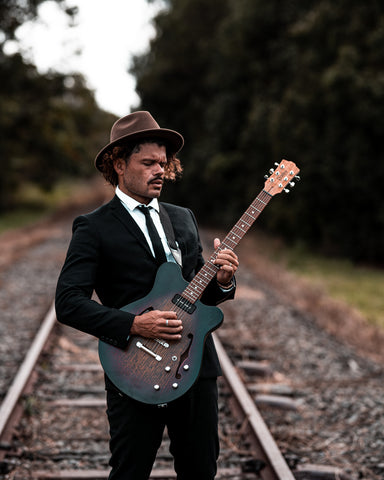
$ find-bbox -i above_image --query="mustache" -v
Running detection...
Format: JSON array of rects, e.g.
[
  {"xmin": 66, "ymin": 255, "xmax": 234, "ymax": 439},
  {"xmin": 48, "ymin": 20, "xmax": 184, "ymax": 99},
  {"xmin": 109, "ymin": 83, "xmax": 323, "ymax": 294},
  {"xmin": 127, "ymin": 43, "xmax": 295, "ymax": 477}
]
[{"xmin": 148, "ymin": 175, "xmax": 163, "ymax": 185}]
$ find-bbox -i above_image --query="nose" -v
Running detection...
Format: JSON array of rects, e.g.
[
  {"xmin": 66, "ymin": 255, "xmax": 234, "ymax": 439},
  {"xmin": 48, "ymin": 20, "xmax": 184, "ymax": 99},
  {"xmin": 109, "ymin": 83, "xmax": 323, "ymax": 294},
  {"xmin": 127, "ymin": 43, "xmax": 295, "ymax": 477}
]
[{"xmin": 155, "ymin": 161, "xmax": 165, "ymax": 175}]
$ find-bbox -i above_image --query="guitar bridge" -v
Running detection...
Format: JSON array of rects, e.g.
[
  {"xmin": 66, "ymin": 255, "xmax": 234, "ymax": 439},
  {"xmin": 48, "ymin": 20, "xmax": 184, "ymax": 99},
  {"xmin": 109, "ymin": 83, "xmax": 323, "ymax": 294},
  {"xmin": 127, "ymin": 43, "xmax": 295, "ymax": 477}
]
[
  {"xmin": 136, "ymin": 341, "xmax": 162, "ymax": 361},
  {"xmin": 172, "ymin": 294, "xmax": 196, "ymax": 314}
]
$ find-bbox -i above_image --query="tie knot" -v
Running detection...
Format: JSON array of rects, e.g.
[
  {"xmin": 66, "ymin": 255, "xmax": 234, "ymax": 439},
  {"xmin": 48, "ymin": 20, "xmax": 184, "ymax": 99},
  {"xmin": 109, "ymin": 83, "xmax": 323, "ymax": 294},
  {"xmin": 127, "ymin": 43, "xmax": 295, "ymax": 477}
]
[{"xmin": 138, "ymin": 205, "xmax": 151, "ymax": 215}]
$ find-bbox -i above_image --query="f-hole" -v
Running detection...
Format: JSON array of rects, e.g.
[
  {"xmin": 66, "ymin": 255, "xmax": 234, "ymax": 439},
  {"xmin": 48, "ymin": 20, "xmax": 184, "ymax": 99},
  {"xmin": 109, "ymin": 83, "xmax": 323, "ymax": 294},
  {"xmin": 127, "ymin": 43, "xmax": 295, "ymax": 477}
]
[{"xmin": 175, "ymin": 333, "xmax": 193, "ymax": 379}]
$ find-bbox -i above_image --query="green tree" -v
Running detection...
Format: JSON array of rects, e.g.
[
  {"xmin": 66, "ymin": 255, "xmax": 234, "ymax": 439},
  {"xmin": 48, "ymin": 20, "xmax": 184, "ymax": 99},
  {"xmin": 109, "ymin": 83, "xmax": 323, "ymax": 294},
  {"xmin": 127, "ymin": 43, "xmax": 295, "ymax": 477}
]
[
  {"xmin": 133, "ymin": 0, "xmax": 384, "ymax": 264},
  {"xmin": 131, "ymin": 0, "xmax": 230, "ymax": 210},
  {"xmin": 268, "ymin": 1, "xmax": 384, "ymax": 262},
  {"xmin": 0, "ymin": 0, "xmax": 115, "ymax": 211}
]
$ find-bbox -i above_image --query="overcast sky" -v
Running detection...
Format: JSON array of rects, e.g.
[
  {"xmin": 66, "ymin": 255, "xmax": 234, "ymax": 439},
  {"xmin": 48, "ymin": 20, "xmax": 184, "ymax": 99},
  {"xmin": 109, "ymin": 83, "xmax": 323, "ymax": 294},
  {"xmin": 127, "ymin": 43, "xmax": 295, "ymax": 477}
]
[{"xmin": 8, "ymin": 0, "xmax": 163, "ymax": 116}]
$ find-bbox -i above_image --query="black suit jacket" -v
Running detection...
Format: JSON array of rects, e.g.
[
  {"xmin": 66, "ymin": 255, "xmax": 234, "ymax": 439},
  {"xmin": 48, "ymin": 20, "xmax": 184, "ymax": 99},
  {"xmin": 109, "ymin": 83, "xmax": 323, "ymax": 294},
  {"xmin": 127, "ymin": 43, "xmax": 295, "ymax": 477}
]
[{"xmin": 55, "ymin": 195, "xmax": 235, "ymax": 380}]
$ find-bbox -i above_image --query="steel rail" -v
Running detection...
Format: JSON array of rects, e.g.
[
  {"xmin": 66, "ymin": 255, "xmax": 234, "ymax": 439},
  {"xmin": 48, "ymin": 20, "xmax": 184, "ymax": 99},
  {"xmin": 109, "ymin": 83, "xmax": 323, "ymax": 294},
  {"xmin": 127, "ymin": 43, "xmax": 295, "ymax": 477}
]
[
  {"xmin": 213, "ymin": 332, "xmax": 295, "ymax": 480},
  {"xmin": 0, "ymin": 301, "xmax": 56, "ymax": 438}
]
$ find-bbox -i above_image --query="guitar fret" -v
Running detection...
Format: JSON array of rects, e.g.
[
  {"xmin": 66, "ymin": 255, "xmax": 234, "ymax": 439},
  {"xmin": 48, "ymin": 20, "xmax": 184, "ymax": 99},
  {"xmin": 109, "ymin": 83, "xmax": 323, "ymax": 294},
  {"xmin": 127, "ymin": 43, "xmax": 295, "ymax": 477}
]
[
  {"xmin": 237, "ymin": 220, "xmax": 251, "ymax": 229},
  {"xmin": 229, "ymin": 231, "xmax": 241, "ymax": 240},
  {"xmin": 223, "ymin": 239, "xmax": 236, "ymax": 249},
  {"xmin": 233, "ymin": 226, "xmax": 245, "ymax": 235},
  {"xmin": 247, "ymin": 209, "xmax": 261, "ymax": 218},
  {"xmin": 185, "ymin": 263, "xmax": 216, "ymax": 300},
  {"xmin": 244, "ymin": 212, "xmax": 257, "ymax": 222}
]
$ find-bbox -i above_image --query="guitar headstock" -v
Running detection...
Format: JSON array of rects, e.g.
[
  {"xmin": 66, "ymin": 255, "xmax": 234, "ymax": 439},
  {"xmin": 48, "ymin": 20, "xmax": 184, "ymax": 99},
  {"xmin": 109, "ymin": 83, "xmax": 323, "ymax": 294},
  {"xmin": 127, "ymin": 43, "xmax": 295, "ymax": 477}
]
[{"xmin": 264, "ymin": 159, "xmax": 300, "ymax": 196}]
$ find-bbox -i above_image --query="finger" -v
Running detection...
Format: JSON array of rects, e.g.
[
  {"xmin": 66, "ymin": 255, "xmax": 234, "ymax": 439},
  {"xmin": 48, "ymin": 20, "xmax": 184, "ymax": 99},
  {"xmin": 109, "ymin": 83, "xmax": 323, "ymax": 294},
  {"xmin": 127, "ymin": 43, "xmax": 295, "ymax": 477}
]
[
  {"xmin": 219, "ymin": 265, "xmax": 235, "ymax": 276},
  {"xmin": 218, "ymin": 256, "xmax": 238, "ymax": 267},
  {"xmin": 159, "ymin": 311, "xmax": 178, "ymax": 320},
  {"xmin": 164, "ymin": 318, "xmax": 182, "ymax": 328},
  {"xmin": 162, "ymin": 320, "xmax": 183, "ymax": 339},
  {"xmin": 161, "ymin": 333, "xmax": 182, "ymax": 340},
  {"xmin": 214, "ymin": 238, "xmax": 221, "ymax": 249},
  {"xmin": 218, "ymin": 249, "xmax": 238, "ymax": 261},
  {"xmin": 215, "ymin": 255, "xmax": 238, "ymax": 269}
]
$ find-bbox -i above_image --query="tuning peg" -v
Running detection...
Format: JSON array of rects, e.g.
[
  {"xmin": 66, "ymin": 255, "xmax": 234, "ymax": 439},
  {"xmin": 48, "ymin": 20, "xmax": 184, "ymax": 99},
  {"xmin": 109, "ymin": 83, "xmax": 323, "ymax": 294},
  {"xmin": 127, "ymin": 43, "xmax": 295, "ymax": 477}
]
[
  {"xmin": 274, "ymin": 162, "xmax": 279, "ymax": 166},
  {"xmin": 284, "ymin": 188, "xmax": 290, "ymax": 193},
  {"xmin": 289, "ymin": 181, "xmax": 295, "ymax": 187},
  {"xmin": 269, "ymin": 168, "xmax": 275, "ymax": 174},
  {"xmin": 295, "ymin": 175, "xmax": 301, "ymax": 181}
]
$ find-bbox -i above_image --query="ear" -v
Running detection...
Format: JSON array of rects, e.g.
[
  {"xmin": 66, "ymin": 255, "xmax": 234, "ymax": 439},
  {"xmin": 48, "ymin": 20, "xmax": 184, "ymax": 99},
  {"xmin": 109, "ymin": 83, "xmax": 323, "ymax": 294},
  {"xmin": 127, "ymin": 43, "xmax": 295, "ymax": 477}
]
[{"xmin": 113, "ymin": 158, "xmax": 125, "ymax": 175}]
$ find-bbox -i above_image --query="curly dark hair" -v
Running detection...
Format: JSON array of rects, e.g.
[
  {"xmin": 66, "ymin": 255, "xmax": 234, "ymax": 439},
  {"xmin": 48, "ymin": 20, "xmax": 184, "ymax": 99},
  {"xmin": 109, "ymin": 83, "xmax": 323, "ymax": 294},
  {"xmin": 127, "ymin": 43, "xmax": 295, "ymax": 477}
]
[{"xmin": 99, "ymin": 139, "xmax": 183, "ymax": 186}]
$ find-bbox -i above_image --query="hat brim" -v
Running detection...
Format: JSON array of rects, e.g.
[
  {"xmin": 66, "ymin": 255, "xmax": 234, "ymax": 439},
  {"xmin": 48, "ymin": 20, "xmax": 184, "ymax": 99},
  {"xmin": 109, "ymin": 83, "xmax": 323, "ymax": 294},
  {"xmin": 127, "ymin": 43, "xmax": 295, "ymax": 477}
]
[{"xmin": 94, "ymin": 127, "xmax": 184, "ymax": 171}]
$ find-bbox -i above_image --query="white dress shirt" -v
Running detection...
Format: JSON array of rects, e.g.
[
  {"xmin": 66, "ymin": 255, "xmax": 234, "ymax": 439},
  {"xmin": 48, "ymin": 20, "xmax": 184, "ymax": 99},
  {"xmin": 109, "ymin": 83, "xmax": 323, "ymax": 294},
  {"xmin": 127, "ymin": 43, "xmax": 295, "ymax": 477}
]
[
  {"xmin": 115, "ymin": 186, "xmax": 175, "ymax": 263},
  {"xmin": 116, "ymin": 187, "xmax": 233, "ymax": 291}
]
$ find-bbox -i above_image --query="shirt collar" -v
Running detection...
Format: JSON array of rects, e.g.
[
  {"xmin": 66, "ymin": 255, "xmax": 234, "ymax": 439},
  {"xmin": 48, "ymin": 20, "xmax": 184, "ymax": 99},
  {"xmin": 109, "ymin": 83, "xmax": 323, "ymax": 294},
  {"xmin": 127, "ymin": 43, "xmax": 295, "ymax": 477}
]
[{"xmin": 115, "ymin": 186, "xmax": 160, "ymax": 213}]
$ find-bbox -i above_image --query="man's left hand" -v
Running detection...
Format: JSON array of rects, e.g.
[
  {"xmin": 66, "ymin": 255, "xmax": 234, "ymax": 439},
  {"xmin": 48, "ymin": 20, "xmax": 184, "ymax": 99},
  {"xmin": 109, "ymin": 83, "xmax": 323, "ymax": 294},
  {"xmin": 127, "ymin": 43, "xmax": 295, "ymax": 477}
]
[{"xmin": 213, "ymin": 238, "xmax": 239, "ymax": 287}]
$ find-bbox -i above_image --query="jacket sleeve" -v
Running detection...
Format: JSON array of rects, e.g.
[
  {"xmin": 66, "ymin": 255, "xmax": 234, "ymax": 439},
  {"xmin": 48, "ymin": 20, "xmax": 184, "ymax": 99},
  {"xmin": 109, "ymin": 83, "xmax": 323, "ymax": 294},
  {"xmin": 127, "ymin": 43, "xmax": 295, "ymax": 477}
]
[{"xmin": 55, "ymin": 215, "xmax": 133, "ymax": 349}]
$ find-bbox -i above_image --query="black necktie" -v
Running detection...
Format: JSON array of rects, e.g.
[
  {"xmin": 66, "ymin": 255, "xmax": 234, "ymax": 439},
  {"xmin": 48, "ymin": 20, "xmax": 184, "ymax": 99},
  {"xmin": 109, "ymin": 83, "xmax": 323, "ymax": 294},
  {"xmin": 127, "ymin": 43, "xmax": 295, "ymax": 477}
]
[{"xmin": 138, "ymin": 205, "xmax": 167, "ymax": 265}]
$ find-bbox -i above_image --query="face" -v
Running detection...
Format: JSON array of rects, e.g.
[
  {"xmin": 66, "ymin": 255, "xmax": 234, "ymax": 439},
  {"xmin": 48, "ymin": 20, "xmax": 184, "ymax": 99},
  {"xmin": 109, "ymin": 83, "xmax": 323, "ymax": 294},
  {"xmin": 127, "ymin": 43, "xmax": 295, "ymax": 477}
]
[{"xmin": 114, "ymin": 142, "xmax": 167, "ymax": 204}]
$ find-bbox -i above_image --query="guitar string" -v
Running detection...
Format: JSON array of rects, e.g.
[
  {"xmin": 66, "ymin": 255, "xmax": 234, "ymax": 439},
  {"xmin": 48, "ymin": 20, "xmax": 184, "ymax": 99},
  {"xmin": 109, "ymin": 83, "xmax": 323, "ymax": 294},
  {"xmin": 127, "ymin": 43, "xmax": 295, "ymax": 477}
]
[
  {"xmin": 141, "ymin": 299, "xmax": 190, "ymax": 355},
  {"xmin": 141, "ymin": 190, "xmax": 273, "ymax": 355}
]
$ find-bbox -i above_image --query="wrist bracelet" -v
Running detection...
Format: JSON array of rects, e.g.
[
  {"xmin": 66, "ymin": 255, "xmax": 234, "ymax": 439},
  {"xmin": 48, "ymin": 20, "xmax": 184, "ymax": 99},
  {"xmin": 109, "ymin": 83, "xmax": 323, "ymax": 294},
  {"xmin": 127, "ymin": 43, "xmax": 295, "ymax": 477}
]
[{"xmin": 217, "ymin": 279, "xmax": 234, "ymax": 289}]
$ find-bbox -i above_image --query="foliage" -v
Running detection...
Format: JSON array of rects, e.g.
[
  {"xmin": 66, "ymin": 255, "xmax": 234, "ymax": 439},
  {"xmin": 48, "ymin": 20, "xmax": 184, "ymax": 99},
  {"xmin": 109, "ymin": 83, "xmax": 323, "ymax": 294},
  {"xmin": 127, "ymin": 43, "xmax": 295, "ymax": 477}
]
[
  {"xmin": 132, "ymin": 0, "xmax": 384, "ymax": 264},
  {"xmin": 278, "ymin": 241, "xmax": 384, "ymax": 328},
  {"xmin": 0, "ymin": 0, "xmax": 116, "ymax": 212}
]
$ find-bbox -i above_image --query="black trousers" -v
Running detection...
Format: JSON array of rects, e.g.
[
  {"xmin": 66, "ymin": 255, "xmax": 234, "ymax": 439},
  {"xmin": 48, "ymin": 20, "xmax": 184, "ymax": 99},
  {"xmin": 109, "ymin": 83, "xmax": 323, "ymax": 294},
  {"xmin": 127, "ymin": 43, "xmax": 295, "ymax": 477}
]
[{"xmin": 106, "ymin": 377, "xmax": 219, "ymax": 480}]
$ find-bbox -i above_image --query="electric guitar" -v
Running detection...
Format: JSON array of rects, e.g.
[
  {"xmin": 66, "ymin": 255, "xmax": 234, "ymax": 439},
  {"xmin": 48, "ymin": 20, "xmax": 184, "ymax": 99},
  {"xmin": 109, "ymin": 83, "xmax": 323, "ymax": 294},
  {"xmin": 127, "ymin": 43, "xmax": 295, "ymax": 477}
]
[{"xmin": 98, "ymin": 159, "xmax": 300, "ymax": 404}]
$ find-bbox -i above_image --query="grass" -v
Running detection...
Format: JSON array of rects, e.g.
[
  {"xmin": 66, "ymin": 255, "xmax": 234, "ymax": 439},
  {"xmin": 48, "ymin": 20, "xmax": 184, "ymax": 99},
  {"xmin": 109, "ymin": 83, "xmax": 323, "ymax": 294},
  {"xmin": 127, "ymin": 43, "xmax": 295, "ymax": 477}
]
[
  {"xmin": 0, "ymin": 182, "xmax": 67, "ymax": 233},
  {"xmin": 212, "ymin": 227, "xmax": 384, "ymax": 332},
  {"xmin": 0, "ymin": 208, "xmax": 47, "ymax": 232},
  {"xmin": 273, "ymin": 242, "xmax": 384, "ymax": 329},
  {"xmin": 0, "ymin": 177, "xmax": 107, "ymax": 234}
]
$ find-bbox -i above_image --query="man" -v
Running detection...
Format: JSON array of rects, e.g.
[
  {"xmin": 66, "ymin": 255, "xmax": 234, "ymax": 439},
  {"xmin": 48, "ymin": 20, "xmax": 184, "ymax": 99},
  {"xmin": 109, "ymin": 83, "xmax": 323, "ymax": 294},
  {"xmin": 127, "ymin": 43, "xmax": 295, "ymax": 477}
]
[{"xmin": 55, "ymin": 111, "xmax": 239, "ymax": 479}]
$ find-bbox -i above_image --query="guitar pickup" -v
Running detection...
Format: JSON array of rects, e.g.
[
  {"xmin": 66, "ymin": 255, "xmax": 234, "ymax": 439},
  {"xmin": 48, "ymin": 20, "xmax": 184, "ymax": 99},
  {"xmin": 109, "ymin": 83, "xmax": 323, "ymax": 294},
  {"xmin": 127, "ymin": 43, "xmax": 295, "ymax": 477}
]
[{"xmin": 172, "ymin": 294, "xmax": 196, "ymax": 314}]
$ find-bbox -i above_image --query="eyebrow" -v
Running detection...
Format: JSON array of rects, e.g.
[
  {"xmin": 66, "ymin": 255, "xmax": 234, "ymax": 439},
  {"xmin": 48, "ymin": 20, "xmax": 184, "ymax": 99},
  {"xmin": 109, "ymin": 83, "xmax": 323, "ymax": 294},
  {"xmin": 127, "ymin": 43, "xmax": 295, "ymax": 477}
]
[{"xmin": 142, "ymin": 157, "xmax": 167, "ymax": 163}]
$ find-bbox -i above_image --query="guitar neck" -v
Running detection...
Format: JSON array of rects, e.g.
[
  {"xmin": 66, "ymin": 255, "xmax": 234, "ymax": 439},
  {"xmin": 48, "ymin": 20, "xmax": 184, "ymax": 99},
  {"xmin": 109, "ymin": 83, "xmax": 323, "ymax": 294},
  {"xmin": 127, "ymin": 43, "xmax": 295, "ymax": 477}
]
[{"xmin": 182, "ymin": 190, "xmax": 272, "ymax": 304}]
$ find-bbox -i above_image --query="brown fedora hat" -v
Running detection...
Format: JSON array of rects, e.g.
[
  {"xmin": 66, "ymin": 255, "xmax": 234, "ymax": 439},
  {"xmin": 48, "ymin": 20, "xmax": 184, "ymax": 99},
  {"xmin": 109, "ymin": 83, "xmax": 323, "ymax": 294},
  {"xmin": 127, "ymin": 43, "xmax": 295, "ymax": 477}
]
[{"xmin": 95, "ymin": 111, "xmax": 184, "ymax": 171}]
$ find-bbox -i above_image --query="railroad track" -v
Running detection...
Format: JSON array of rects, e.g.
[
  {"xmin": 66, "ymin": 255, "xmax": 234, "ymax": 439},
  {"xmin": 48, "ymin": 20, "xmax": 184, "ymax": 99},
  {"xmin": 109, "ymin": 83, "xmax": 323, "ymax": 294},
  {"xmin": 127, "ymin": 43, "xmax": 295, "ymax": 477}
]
[
  {"xmin": 0, "ymin": 300, "xmax": 292, "ymax": 479},
  {"xmin": 0, "ymin": 294, "xmax": 352, "ymax": 479}
]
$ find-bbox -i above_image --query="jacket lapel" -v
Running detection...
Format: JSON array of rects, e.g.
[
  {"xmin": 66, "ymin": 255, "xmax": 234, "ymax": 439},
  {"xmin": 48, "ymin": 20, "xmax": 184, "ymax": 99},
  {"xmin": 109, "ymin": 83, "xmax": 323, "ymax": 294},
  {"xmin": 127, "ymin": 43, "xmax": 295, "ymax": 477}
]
[
  {"xmin": 108, "ymin": 196, "xmax": 185, "ymax": 267},
  {"xmin": 108, "ymin": 195, "xmax": 154, "ymax": 260}
]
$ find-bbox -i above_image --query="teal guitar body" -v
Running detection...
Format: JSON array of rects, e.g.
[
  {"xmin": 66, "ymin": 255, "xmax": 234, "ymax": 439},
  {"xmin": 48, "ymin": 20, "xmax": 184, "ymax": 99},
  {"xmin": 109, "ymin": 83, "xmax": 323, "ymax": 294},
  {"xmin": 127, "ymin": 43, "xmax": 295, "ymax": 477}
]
[{"xmin": 98, "ymin": 262, "xmax": 223, "ymax": 405}]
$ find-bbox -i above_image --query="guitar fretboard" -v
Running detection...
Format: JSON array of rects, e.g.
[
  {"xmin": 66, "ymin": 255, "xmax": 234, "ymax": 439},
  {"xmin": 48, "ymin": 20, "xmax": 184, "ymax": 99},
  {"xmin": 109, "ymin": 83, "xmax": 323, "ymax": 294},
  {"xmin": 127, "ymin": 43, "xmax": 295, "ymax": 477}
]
[{"xmin": 182, "ymin": 190, "xmax": 272, "ymax": 304}]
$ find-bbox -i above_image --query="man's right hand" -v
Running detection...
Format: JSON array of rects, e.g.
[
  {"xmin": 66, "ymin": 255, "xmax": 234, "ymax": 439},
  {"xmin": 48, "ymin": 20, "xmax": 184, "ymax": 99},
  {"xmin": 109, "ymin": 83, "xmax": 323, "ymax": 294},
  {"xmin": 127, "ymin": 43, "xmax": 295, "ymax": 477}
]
[{"xmin": 130, "ymin": 310, "xmax": 183, "ymax": 340}]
